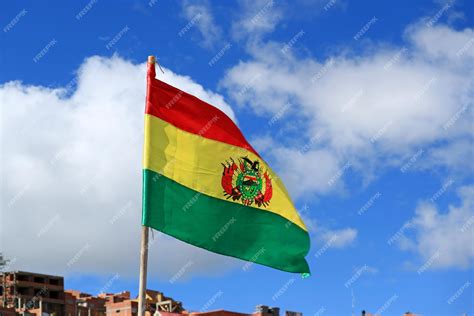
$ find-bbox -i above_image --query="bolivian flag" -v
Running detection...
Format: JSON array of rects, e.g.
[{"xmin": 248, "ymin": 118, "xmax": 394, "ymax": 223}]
[{"xmin": 142, "ymin": 59, "xmax": 310, "ymax": 273}]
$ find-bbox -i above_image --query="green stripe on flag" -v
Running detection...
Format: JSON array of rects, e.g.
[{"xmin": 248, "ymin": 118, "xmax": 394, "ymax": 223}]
[{"xmin": 142, "ymin": 169, "xmax": 310, "ymax": 274}]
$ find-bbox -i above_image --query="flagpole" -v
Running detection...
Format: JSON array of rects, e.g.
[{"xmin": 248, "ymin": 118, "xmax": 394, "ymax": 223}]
[
  {"xmin": 138, "ymin": 55, "xmax": 155, "ymax": 316},
  {"xmin": 138, "ymin": 225, "xmax": 149, "ymax": 316}
]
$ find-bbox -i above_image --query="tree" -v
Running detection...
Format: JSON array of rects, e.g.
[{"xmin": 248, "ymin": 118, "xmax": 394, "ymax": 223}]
[{"xmin": 0, "ymin": 252, "xmax": 8, "ymax": 271}]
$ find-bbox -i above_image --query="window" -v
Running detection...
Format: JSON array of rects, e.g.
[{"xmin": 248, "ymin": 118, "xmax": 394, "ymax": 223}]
[
  {"xmin": 34, "ymin": 289, "xmax": 44, "ymax": 296},
  {"xmin": 33, "ymin": 277, "xmax": 45, "ymax": 283},
  {"xmin": 17, "ymin": 275, "xmax": 29, "ymax": 282},
  {"xmin": 49, "ymin": 279, "xmax": 60, "ymax": 286},
  {"xmin": 18, "ymin": 287, "xmax": 29, "ymax": 295}
]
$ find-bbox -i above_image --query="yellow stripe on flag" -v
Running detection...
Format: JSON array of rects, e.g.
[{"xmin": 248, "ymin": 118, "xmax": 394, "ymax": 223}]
[{"xmin": 143, "ymin": 114, "xmax": 307, "ymax": 231}]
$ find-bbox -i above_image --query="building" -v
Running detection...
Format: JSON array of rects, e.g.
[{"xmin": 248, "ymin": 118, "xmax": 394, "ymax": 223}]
[
  {"xmin": 104, "ymin": 289, "xmax": 183, "ymax": 316},
  {"xmin": 0, "ymin": 270, "xmax": 187, "ymax": 316},
  {"xmin": 361, "ymin": 311, "xmax": 419, "ymax": 316},
  {"xmin": 144, "ymin": 290, "xmax": 183, "ymax": 313},
  {"xmin": 104, "ymin": 298, "xmax": 141, "ymax": 316},
  {"xmin": 254, "ymin": 306, "xmax": 280, "ymax": 316},
  {"xmin": 1, "ymin": 270, "xmax": 424, "ymax": 316},
  {"xmin": 65, "ymin": 290, "xmax": 107, "ymax": 316},
  {"xmin": 0, "ymin": 270, "xmax": 426, "ymax": 316},
  {"xmin": 0, "ymin": 306, "xmax": 17, "ymax": 316},
  {"xmin": 64, "ymin": 288, "xmax": 185, "ymax": 316},
  {"xmin": 0, "ymin": 271, "xmax": 65, "ymax": 316},
  {"xmin": 171, "ymin": 305, "xmax": 297, "ymax": 316},
  {"xmin": 187, "ymin": 311, "xmax": 248, "ymax": 316}
]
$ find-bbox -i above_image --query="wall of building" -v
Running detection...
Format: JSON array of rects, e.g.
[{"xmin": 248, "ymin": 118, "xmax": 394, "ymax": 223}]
[{"xmin": 1, "ymin": 271, "xmax": 65, "ymax": 316}]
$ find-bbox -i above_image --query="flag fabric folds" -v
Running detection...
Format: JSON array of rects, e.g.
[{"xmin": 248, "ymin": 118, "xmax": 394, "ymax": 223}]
[{"xmin": 142, "ymin": 61, "xmax": 310, "ymax": 274}]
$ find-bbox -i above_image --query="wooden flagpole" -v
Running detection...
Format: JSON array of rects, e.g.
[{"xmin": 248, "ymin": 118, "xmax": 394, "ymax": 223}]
[
  {"xmin": 138, "ymin": 225, "xmax": 149, "ymax": 316},
  {"xmin": 138, "ymin": 55, "xmax": 155, "ymax": 316}
]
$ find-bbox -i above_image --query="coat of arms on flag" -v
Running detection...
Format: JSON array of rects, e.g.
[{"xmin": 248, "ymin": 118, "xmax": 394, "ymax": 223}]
[{"xmin": 221, "ymin": 157, "xmax": 273, "ymax": 207}]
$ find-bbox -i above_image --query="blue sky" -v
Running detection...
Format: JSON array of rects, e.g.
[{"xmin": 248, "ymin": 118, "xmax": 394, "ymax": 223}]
[{"xmin": 1, "ymin": 1, "xmax": 473, "ymax": 315}]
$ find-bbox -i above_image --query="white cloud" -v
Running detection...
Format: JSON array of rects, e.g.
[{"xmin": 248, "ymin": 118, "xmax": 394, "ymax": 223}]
[
  {"xmin": 231, "ymin": 0, "xmax": 283, "ymax": 40},
  {"xmin": 409, "ymin": 24, "xmax": 474, "ymax": 60},
  {"xmin": 421, "ymin": 139, "xmax": 474, "ymax": 173},
  {"xmin": 221, "ymin": 23, "xmax": 474, "ymax": 197},
  {"xmin": 181, "ymin": 0, "xmax": 222, "ymax": 49},
  {"xmin": 0, "ymin": 55, "xmax": 238, "ymax": 280},
  {"xmin": 319, "ymin": 227, "xmax": 358, "ymax": 248},
  {"xmin": 271, "ymin": 146, "xmax": 342, "ymax": 198},
  {"xmin": 293, "ymin": 204, "xmax": 357, "ymax": 249},
  {"xmin": 231, "ymin": 0, "xmax": 344, "ymax": 41},
  {"xmin": 353, "ymin": 264, "xmax": 378, "ymax": 275},
  {"xmin": 400, "ymin": 185, "xmax": 474, "ymax": 270}
]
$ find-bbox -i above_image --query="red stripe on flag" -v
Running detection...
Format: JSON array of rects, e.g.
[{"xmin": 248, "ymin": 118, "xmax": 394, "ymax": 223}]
[{"xmin": 145, "ymin": 78, "xmax": 259, "ymax": 157}]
